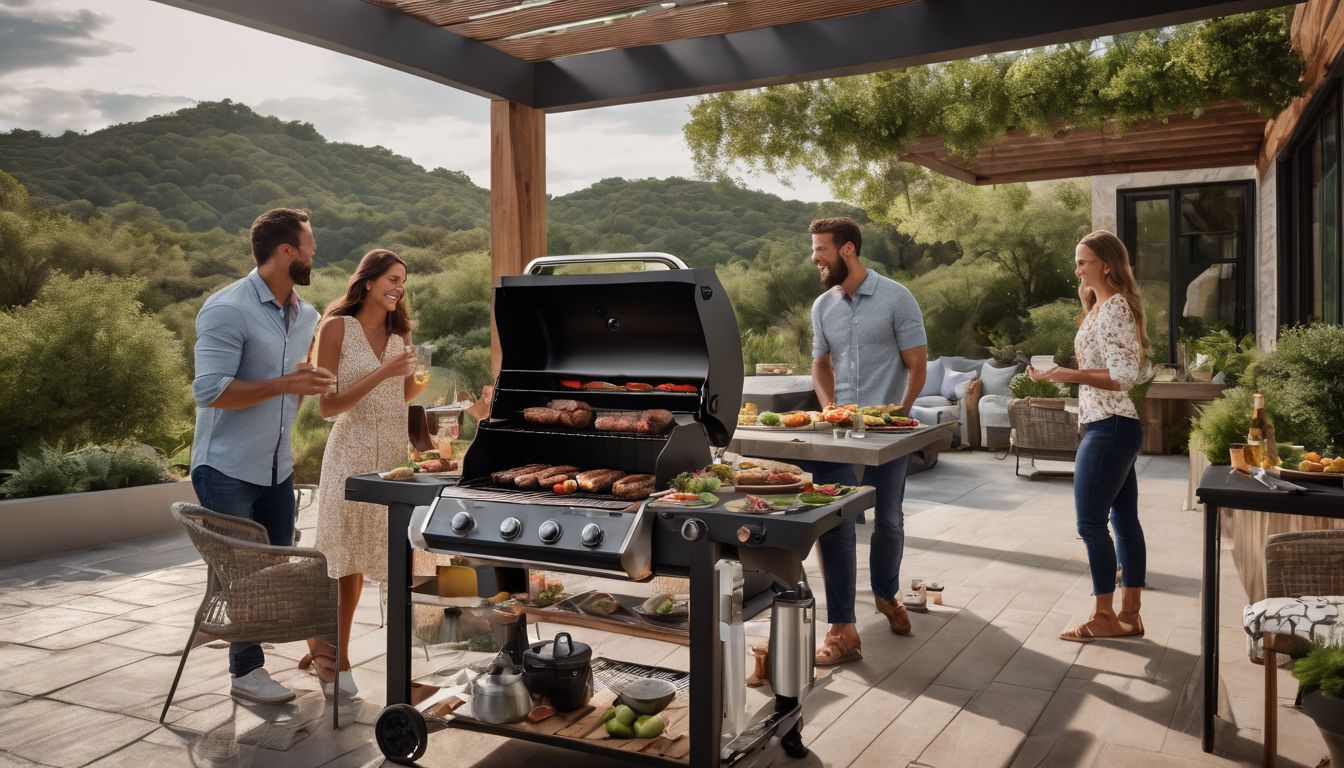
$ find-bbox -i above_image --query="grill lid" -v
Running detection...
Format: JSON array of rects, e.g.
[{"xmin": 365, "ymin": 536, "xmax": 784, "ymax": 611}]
[{"xmin": 492, "ymin": 257, "xmax": 742, "ymax": 445}]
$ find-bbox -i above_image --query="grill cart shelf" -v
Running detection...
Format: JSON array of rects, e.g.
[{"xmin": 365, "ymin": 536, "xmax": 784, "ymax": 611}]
[{"xmin": 346, "ymin": 473, "xmax": 872, "ymax": 766}]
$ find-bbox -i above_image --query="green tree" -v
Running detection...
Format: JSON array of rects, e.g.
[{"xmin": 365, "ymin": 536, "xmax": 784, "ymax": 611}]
[
  {"xmin": 683, "ymin": 8, "xmax": 1302, "ymax": 220},
  {"xmin": 0, "ymin": 273, "xmax": 191, "ymax": 461}
]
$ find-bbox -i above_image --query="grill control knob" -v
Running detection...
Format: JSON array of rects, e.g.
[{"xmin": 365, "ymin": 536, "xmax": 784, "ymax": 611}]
[
  {"xmin": 680, "ymin": 518, "xmax": 706, "ymax": 542},
  {"xmin": 580, "ymin": 523, "xmax": 604, "ymax": 548},
  {"xmin": 450, "ymin": 512, "xmax": 474, "ymax": 535},
  {"xmin": 499, "ymin": 517, "xmax": 522, "ymax": 540},
  {"xmin": 538, "ymin": 520, "xmax": 563, "ymax": 544}
]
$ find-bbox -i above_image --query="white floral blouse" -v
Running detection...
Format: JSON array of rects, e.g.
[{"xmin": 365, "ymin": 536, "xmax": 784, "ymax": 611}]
[{"xmin": 1075, "ymin": 294, "xmax": 1141, "ymax": 424}]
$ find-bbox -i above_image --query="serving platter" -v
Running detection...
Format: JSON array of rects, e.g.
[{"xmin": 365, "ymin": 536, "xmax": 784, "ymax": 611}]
[{"xmin": 1268, "ymin": 466, "xmax": 1344, "ymax": 486}]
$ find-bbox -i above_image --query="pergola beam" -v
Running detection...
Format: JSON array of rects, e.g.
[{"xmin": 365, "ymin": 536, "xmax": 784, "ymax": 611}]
[
  {"xmin": 535, "ymin": 0, "xmax": 1290, "ymax": 111},
  {"xmin": 150, "ymin": 0, "xmax": 535, "ymax": 104}
]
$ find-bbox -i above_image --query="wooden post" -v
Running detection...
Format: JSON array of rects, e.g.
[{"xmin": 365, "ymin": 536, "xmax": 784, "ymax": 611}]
[{"xmin": 490, "ymin": 100, "xmax": 546, "ymax": 374}]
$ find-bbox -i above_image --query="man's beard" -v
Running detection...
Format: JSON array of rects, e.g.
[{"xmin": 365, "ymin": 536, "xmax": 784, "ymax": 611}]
[
  {"xmin": 289, "ymin": 260, "xmax": 312, "ymax": 286},
  {"xmin": 820, "ymin": 258, "xmax": 848, "ymax": 289}
]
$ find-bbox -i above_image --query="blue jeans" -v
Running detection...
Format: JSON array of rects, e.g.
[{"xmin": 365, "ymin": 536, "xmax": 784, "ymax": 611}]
[
  {"xmin": 191, "ymin": 465, "xmax": 296, "ymax": 677},
  {"xmin": 1073, "ymin": 416, "xmax": 1146, "ymax": 596},
  {"xmin": 802, "ymin": 456, "xmax": 912, "ymax": 624}
]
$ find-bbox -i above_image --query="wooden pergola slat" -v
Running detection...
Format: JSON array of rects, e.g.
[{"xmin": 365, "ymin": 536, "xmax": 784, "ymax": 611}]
[{"xmin": 899, "ymin": 102, "xmax": 1269, "ymax": 185}]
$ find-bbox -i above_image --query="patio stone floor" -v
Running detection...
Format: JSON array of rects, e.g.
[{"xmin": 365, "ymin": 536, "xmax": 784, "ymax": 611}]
[{"xmin": 0, "ymin": 451, "xmax": 1330, "ymax": 767}]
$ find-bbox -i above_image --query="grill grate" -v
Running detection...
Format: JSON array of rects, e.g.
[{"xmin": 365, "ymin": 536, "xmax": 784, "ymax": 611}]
[
  {"xmin": 591, "ymin": 657, "xmax": 690, "ymax": 704},
  {"xmin": 443, "ymin": 485, "xmax": 634, "ymax": 511},
  {"xmin": 485, "ymin": 420, "xmax": 673, "ymax": 441}
]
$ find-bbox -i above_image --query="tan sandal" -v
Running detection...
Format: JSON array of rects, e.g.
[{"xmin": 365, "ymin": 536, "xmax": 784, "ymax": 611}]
[
  {"xmin": 1060, "ymin": 616, "xmax": 1144, "ymax": 643},
  {"xmin": 815, "ymin": 633, "xmax": 862, "ymax": 667},
  {"xmin": 746, "ymin": 645, "xmax": 770, "ymax": 687}
]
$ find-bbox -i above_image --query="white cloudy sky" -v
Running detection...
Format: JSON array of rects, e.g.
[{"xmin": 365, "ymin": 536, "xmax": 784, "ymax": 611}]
[{"xmin": 0, "ymin": 0, "xmax": 828, "ymax": 200}]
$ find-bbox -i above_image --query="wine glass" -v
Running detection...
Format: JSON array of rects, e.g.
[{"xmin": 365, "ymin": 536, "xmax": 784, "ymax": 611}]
[{"xmin": 413, "ymin": 343, "xmax": 433, "ymax": 386}]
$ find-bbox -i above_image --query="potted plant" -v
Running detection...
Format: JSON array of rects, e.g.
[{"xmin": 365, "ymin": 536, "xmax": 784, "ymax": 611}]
[{"xmin": 1293, "ymin": 642, "xmax": 1344, "ymax": 764}]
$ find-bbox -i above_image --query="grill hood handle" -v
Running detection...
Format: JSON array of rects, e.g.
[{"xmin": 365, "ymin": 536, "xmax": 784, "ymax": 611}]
[{"xmin": 525, "ymin": 253, "xmax": 689, "ymax": 275}]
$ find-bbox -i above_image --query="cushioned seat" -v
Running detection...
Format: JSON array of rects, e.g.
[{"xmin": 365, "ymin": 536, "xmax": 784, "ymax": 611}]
[
  {"xmin": 1243, "ymin": 595, "xmax": 1344, "ymax": 662},
  {"xmin": 977, "ymin": 394, "xmax": 1014, "ymax": 450}
]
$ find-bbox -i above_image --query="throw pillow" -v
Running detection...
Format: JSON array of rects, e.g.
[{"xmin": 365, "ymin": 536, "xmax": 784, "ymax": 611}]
[
  {"xmin": 919, "ymin": 358, "xmax": 945, "ymax": 398},
  {"xmin": 979, "ymin": 362, "xmax": 1020, "ymax": 397},
  {"xmin": 941, "ymin": 368, "xmax": 978, "ymax": 401}
]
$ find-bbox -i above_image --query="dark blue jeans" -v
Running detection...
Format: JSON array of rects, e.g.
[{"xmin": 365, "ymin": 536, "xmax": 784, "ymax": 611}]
[
  {"xmin": 191, "ymin": 465, "xmax": 296, "ymax": 677},
  {"xmin": 801, "ymin": 456, "xmax": 912, "ymax": 624},
  {"xmin": 1073, "ymin": 415, "xmax": 1146, "ymax": 596}
]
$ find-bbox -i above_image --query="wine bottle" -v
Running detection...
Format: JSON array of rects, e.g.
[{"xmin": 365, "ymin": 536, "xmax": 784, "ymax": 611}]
[{"xmin": 1247, "ymin": 393, "xmax": 1269, "ymax": 468}]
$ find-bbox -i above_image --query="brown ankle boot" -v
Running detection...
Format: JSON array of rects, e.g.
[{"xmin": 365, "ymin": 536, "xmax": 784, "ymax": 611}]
[{"xmin": 1117, "ymin": 587, "xmax": 1145, "ymax": 637}]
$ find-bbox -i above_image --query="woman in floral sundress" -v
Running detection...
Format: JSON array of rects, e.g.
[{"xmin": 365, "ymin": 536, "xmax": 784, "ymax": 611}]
[
  {"xmin": 1028, "ymin": 230, "xmax": 1151, "ymax": 643},
  {"xmin": 306, "ymin": 249, "xmax": 425, "ymax": 695}
]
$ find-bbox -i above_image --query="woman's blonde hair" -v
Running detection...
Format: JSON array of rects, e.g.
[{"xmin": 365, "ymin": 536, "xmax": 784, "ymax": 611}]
[{"xmin": 1077, "ymin": 230, "xmax": 1152, "ymax": 358}]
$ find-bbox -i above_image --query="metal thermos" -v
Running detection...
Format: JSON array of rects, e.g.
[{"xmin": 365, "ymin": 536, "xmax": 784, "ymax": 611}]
[{"xmin": 768, "ymin": 584, "xmax": 815, "ymax": 700}]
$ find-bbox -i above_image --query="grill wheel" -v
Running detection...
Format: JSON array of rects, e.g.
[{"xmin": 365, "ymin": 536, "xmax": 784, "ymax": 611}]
[{"xmin": 375, "ymin": 703, "xmax": 428, "ymax": 764}]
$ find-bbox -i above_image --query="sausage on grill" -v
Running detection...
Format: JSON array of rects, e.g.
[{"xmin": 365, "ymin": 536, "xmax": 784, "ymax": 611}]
[
  {"xmin": 491, "ymin": 464, "xmax": 547, "ymax": 484},
  {"xmin": 536, "ymin": 470, "xmax": 575, "ymax": 487},
  {"xmin": 612, "ymin": 474, "xmax": 656, "ymax": 500},
  {"xmin": 576, "ymin": 469, "xmax": 626, "ymax": 493},
  {"xmin": 558, "ymin": 408, "xmax": 593, "ymax": 429},
  {"xmin": 516, "ymin": 465, "xmax": 578, "ymax": 489}
]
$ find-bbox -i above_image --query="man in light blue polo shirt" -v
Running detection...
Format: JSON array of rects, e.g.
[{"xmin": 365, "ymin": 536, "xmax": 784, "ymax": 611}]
[
  {"xmin": 807, "ymin": 216, "xmax": 928, "ymax": 667},
  {"xmin": 191, "ymin": 208, "xmax": 335, "ymax": 703}
]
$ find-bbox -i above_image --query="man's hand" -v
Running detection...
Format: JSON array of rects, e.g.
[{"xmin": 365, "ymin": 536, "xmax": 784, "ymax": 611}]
[{"xmin": 280, "ymin": 363, "xmax": 337, "ymax": 396}]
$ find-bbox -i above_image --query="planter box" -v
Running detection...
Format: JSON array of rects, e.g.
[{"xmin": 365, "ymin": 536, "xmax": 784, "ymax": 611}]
[{"xmin": 0, "ymin": 480, "xmax": 197, "ymax": 563}]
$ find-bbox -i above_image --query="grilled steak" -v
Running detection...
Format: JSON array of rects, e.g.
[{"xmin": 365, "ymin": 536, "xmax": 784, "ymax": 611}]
[
  {"xmin": 523, "ymin": 407, "xmax": 563, "ymax": 426},
  {"xmin": 612, "ymin": 474, "xmax": 656, "ymax": 499},
  {"xmin": 576, "ymin": 469, "xmax": 626, "ymax": 493},
  {"xmin": 547, "ymin": 399, "xmax": 589, "ymax": 412},
  {"xmin": 594, "ymin": 409, "xmax": 675, "ymax": 435}
]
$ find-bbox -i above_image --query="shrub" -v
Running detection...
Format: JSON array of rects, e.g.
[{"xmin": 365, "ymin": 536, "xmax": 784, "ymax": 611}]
[
  {"xmin": 1020, "ymin": 299, "xmax": 1079, "ymax": 369},
  {"xmin": 292, "ymin": 398, "xmax": 333, "ymax": 485},
  {"xmin": 1240, "ymin": 323, "xmax": 1344, "ymax": 454},
  {"xmin": 0, "ymin": 273, "xmax": 191, "ymax": 463},
  {"xmin": 1190, "ymin": 387, "xmax": 1252, "ymax": 464},
  {"xmin": 1, "ymin": 443, "xmax": 167, "ymax": 500},
  {"xmin": 1009, "ymin": 372, "xmax": 1065, "ymax": 399},
  {"xmin": 1293, "ymin": 643, "xmax": 1344, "ymax": 698}
]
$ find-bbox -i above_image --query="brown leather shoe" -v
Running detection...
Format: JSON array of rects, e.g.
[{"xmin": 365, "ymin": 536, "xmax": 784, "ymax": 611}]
[{"xmin": 875, "ymin": 596, "xmax": 912, "ymax": 635}]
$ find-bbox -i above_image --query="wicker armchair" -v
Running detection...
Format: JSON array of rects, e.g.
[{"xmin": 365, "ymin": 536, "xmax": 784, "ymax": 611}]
[
  {"xmin": 161, "ymin": 502, "xmax": 341, "ymax": 727},
  {"xmin": 1008, "ymin": 397, "xmax": 1080, "ymax": 478},
  {"xmin": 1251, "ymin": 530, "xmax": 1344, "ymax": 767}
]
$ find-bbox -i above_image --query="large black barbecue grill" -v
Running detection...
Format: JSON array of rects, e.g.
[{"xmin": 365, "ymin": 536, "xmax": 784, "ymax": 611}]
[{"xmin": 358, "ymin": 254, "xmax": 872, "ymax": 767}]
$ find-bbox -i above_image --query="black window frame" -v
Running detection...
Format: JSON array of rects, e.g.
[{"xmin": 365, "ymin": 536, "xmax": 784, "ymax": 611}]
[
  {"xmin": 1116, "ymin": 179, "xmax": 1257, "ymax": 364},
  {"xmin": 1277, "ymin": 76, "xmax": 1344, "ymax": 328}
]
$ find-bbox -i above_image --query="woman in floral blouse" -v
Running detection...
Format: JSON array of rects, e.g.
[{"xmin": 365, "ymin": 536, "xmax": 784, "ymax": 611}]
[{"xmin": 1029, "ymin": 230, "xmax": 1150, "ymax": 642}]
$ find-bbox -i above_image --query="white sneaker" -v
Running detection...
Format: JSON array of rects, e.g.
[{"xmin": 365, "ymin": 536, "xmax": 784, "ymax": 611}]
[
  {"xmin": 321, "ymin": 671, "xmax": 359, "ymax": 699},
  {"xmin": 231, "ymin": 668, "xmax": 296, "ymax": 704}
]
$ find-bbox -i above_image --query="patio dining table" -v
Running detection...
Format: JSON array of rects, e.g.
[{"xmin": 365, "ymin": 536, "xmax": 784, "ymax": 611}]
[{"xmin": 1194, "ymin": 467, "xmax": 1344, "ymax": 753}]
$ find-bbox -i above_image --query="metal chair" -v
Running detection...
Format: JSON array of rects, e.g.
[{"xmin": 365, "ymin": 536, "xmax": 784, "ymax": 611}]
[
  {"xmin": 160, "ymin": 502, "xmax": 342, "ymax": 728},
  {"xmin": 1248, "ymin": 530, "xmax": 1344, "ymax": 767},
  {"xmin": 1008, "ymin": 397, "xmax": 1079, "ymax": 478}
]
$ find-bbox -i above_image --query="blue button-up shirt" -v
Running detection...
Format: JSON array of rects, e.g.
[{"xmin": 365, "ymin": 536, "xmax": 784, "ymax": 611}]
[
  {"xmin": 811, "ymin": 270, "xmax": 927, "ymax": 406},
  {"xmin": 191, "ymin": 269, "xmax": 320, "ymax": 486}
]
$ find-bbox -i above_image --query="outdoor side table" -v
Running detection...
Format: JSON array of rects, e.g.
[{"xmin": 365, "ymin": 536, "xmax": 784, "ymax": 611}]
[
  {"xmin": 1143, "ymin": 381, "xmax": 1225, "ymax": 455},
  {"xmin": 1194, "ymin": 467, "xmax": 1344, "ymax": 753}
]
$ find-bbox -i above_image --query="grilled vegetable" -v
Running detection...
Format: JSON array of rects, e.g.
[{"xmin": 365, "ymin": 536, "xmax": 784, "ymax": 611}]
[{"xmin": 758, "ymin": 411, "xmax": 782, "ymax": 427}]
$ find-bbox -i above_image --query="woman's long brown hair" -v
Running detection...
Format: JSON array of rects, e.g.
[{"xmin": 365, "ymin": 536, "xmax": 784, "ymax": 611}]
[
  {"xmin": 1077, "ymin": 230, "xmax": 1151, "ymax": 358},
  {"xmin": 322, "ymin": 249, "xmax": 413, "ymax": 334}
]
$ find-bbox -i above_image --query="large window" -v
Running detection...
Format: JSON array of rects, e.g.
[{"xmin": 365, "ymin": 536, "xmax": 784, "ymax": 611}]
[
  {"xmin": 1280, "ymin": 91, "xmax": 1344, "ymax": 326},
  {"xmin": 1118, "ymin": 182, "xmax": 1256, "ymax": 364}
]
